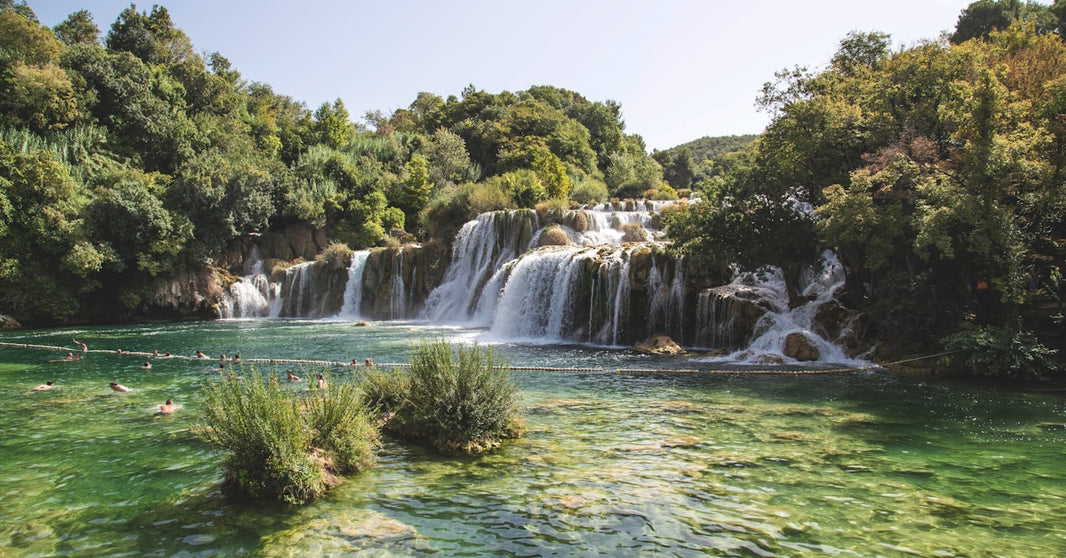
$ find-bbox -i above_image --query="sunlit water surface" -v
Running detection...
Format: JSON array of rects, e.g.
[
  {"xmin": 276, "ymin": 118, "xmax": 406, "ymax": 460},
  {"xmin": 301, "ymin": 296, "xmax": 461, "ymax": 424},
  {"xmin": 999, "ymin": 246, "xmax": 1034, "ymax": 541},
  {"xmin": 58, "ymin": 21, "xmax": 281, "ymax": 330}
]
[{"xmin": 1, "ymin": 320, "xmax": 1065, "ymax": 556}]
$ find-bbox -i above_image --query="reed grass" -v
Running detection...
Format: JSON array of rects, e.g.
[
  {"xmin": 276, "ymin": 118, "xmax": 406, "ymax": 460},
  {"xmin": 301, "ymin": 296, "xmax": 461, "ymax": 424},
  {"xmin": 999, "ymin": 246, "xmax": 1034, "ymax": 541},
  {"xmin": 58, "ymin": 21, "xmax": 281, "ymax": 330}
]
[
  {"xmin": 364, "ymin": 340, "xmax": 522, "ymax": 454},
  {"xmin": 198, "ymin": 366, "xmax": 378, "ymax": 504}
]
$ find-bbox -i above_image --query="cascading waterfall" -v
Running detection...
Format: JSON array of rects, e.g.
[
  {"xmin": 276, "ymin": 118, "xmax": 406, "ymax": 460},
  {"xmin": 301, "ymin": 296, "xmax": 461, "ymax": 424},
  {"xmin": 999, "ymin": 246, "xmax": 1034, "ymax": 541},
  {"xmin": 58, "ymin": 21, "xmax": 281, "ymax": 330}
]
[
  {"xmin": 276, "ymin": 262, "xmax": 314, "ymax": 317},
  {"xmin": 230, "ymin": 200, "xmax": 863, "ymax": 364},
  {"xmin": 339, "ymin": 250, "xmax": 371, "ymax": 318},
  {"xmin": 694, "ymin": 250, "xmax": 861, "ymax": 364},
  {"xmin": 218, "ymin": 248, "xmax": 277, "ymax": 318},
  {"xmin": 390, "ymin": 249, "xmax": 407, "ymax": 320},
  {"xmin": 422, "ymin": 210, "xmax": 538, "ymax": 322}
]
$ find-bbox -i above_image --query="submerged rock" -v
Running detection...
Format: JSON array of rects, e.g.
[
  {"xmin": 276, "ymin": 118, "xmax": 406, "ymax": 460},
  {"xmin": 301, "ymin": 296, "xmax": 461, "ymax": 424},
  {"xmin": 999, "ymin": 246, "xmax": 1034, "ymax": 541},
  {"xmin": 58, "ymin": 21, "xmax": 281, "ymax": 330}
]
[
  {"xmin": 260, "ymin": 509, "xmax": 423, "ymax": 556},
  {"xmin": 635, "ymin": 334, "xmax": 686, "ymax": 355}
]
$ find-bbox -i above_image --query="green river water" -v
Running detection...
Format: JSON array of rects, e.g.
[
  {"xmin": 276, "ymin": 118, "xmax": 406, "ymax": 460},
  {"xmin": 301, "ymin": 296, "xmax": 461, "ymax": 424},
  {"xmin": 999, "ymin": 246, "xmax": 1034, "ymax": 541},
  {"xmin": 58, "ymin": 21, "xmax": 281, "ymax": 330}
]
[{"xmin": 1, "ymin": 320, "xmax": 1064, "ymax": 556}]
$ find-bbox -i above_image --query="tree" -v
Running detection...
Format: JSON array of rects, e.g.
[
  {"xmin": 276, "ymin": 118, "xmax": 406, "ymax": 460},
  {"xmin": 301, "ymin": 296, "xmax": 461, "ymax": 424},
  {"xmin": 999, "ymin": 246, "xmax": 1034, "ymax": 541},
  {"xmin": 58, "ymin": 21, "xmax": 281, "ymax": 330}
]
[
  {"xmin": 53, "ymin": 9, "xmax": 99, "ymax": 46},
  {"xmin": 532, "ymin": 149, "xmax": 570, "ymax": 199},
  {"xmin": 313, "ymin": 99, "xmax": 351, "ymax": 149},
  {"xmin": 106, "ymin": 5, "xmax": 195, "ymax": 65},
  {"xmin": 831, "ymin": 31, "xmax": 891, "ymax": 76},
  {"xmin": 951, "ymin": 0, "xmax": 1055, "ymax": 43},
  {"xmin": 399, "ymin": 154, "xmax": 432, "ymax": 231}
]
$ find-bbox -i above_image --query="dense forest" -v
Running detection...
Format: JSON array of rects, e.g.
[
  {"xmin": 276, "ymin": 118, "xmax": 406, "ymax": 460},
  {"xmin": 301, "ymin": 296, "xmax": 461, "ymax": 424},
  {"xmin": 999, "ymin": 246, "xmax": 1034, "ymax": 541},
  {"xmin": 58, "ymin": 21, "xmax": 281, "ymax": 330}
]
[
  {"xmin": 0, "ymin": 1, "xmax": 679, "ymax": 324},
  {"xmin": 2, "ymin": 0, "xmax": 1065, "ymax": 379},
  {"xmin": 665, "ymin": 0, "xmax": 1066, "ymax": 379}
]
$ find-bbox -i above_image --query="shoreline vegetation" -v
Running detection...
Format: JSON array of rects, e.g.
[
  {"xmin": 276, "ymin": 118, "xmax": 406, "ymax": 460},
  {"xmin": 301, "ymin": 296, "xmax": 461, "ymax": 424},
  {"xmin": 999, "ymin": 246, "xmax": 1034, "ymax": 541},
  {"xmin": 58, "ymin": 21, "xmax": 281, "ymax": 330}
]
[
  {"xmin": 0, "ymin": 1, "xmax": 1064, "ymax": 381},
  {"xmin": 197, "ymin": 340, "xmax": 520, "ymax": 504}
]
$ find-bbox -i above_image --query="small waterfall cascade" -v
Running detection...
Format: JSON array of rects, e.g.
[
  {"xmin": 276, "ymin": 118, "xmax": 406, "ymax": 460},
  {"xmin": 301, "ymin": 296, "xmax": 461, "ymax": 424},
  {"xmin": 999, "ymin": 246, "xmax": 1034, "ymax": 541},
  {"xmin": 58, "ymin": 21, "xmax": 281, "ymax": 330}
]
[
  {"xmin": 218, "ymin": 247, "xmax": 278, "ymax": 318},
  {"xmin": 390, "ymin": 249, "xmax": 407, "ymax": 320},
  {"xmin": 694, "ymin": 250, "xmax": 861, "ymax": 364},
  {"xmin": 339, "ymin": 250, "xmax": 371, "ymax": 318}
]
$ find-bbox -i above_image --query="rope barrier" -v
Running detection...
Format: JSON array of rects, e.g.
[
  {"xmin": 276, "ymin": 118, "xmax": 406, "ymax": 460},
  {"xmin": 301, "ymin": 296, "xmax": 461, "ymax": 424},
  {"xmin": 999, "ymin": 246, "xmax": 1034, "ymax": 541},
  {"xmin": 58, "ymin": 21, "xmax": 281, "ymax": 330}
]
[{"xmin": 0, "ymin": 340, "xmax": 899, "ymax": 375}]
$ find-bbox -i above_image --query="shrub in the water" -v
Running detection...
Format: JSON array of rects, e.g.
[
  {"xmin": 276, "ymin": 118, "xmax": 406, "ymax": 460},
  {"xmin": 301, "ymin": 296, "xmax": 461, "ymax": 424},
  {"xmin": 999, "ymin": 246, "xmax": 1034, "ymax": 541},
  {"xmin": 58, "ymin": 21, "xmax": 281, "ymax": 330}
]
[
  {"xmin": 363, "ymin": 340, "xmax": 523, "ymax": 454},
  {"xmin": 197, "ymin": 367, "xmax": 379, "ymax": 504}
]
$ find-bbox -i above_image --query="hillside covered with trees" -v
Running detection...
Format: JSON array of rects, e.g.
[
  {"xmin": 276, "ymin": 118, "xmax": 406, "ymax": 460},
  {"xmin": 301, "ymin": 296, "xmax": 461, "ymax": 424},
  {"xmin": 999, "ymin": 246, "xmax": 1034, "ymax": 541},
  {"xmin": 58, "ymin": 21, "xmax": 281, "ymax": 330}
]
[
  {"xmin": 0, "ymin": 1, "xmax": 673, "ymax": 325},
  {"xmin": 665, "ymin": 0, "xmax": 1066, "ymax": 379}
]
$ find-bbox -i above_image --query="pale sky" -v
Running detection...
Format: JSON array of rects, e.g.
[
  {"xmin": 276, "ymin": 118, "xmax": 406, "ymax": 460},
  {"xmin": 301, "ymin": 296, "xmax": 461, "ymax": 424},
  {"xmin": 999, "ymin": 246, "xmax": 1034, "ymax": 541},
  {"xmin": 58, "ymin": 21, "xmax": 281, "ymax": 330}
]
[{"xmin": 33, "ymin": 0, "xmax": 974, "ymax": 151}]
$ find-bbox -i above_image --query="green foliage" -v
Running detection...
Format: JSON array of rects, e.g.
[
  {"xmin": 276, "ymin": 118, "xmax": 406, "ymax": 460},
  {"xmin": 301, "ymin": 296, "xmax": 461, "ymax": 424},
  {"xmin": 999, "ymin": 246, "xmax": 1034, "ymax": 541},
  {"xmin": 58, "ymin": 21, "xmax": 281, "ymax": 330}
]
[
  {"xmin": 532, "ymin": 149, "xmax": 570, "ymax": 199},
  {"xmin": 567, "ymin": 169, "xmax": 609, "ymax": 205},
  {"xmin": 198, "ymin": 366, "xmax": 379, "ymax": 504},
  {"xmin": 942, "ymin": 325, "xmax": 1060, "ymax": 381},
  {"xmin": 378, "ymin": 340, "xmax": 521, "ymax": 454},
  {"xmin": 53, "ymin": 10, "xmax": 100, "ymax": 47}
]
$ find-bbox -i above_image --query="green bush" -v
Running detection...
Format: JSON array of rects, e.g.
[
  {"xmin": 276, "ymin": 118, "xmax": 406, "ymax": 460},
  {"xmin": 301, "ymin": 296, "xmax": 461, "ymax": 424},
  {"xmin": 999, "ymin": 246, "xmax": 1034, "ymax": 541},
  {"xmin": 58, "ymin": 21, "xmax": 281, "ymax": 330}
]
[
  {"xmin": 378, "ymin": 341, "xmax": 522, "ymax": 454},
  {"xmin": 198, "ymin": 367, "xmax": 378, "ymax": 504},
  {"xmin": 359, "ymin": 365, "xmax": 411, "ymax": 415},
  {"xmin": 941, "ymin": 325, "xmax": 1061, "ymax": 382}
]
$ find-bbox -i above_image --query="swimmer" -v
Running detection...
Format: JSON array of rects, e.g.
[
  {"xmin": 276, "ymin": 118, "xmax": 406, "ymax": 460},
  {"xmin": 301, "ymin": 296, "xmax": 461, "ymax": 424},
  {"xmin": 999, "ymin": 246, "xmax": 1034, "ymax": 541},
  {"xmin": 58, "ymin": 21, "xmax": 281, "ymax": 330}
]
[
  {"xmin": 65, "ymin": 352, "xmax": 74, "ymax": 360},
  {"xmin": 316, "ymin": 373, "xmax": 326, "ymax": 389},
  {"xmin": 32, "ymin": 381, "xmax": 54, "ymax": 392},
  {"xmin": 109, "ymin": 382, "xmax": 130, "ymax": 392},
  {"xmin": 286, "ymin": 369, "xmax": 302, "ymax": 382},
  {"xmin": 73, "ymin": 337, "xmax": 87, "ymax": 352},
  {"xmin": 142, "ymin": 361, "xmax": 151, "ymax": 369},
  {"xmin": 196, "ymin": 350, "xmax": 206, "ymax": 359},
  {"xmin": 365, "ymin": 358, "xmax": 374, "ymax": 367},
  {"xmin": 158, "ymin": 399, "xmax": 182, "ymax": 414}
]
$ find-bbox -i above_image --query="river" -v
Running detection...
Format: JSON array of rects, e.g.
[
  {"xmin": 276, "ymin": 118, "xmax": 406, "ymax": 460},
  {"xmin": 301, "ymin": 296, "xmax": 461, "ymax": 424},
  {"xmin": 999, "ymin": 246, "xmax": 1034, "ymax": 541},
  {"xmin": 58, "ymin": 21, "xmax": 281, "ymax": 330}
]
[{"xmin": 1, "ymin": 320, "xmax": 1064, "ymax": 556}]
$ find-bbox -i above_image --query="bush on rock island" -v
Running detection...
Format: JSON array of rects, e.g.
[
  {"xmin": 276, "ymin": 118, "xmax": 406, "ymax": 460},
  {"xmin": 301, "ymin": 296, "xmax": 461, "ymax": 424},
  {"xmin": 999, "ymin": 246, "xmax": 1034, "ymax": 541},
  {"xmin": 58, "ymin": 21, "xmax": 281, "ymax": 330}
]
[{"xmin": 197, "ymin": 367, "xmax": 379, "ymax": 504}]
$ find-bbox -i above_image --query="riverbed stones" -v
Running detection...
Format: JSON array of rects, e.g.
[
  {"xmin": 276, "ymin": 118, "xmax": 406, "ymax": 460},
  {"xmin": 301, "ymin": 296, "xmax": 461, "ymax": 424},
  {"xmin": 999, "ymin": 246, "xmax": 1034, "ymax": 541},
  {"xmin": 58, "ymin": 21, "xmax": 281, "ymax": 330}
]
[{"xmin": 260, "ymin": 509, "xmax": 423, "ymax": 556}]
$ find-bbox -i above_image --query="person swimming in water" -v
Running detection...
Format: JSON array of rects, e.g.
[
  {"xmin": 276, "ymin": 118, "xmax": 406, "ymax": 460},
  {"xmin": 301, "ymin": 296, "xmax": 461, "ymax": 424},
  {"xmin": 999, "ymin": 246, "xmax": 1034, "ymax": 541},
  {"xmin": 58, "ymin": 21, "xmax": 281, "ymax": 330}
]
[
  {"xmin": 31, "ymin": 381, "xmax": 54, "ymax": 392},
  {"xmin": 109, "ymin": 382, "xmax": 130, "ymax": 392},
  {"xmin": 286, "ymin": 369, "xmax": 302, "ymax": 382},
  {"xmin": 158, "ymin": 399, "xmax": 182, "ymax": 414}
]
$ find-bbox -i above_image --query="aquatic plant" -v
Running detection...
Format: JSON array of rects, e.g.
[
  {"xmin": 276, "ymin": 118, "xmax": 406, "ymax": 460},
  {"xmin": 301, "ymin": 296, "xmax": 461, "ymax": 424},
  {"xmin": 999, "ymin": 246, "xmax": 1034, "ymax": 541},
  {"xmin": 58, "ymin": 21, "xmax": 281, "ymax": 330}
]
[
  {"xmin": 367, "ymin": 340, "xmax": 522, "ymax": 454},
  {"xmin": 197, "ymin": 367, "xmax": 379, "ymax": 504}
]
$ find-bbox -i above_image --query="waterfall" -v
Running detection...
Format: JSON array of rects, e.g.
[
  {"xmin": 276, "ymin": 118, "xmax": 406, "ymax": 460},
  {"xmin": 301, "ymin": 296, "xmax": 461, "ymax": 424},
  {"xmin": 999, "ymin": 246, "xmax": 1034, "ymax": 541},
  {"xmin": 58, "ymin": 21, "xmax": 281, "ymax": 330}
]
[
  {"xmin": 218, "ymin": 248, "xmax": 278, "ymax": 319},
  {"xmin": 694, "ymin": 251, "xmax": 862, "ymax": 365},
  {"xmin": 224, "ymin": 199, "xmax": 861, "ymax": 364},
  {"xmin": 339, "ymin": 250, "xmax": 370, "ymax": 318},
  {"xmin": 390, "ymin": 249, "xmax": 407, "ymax": 320},
  {"xmin": 422, "ymin": 210, "xmax": 538, "ymax": 322}
]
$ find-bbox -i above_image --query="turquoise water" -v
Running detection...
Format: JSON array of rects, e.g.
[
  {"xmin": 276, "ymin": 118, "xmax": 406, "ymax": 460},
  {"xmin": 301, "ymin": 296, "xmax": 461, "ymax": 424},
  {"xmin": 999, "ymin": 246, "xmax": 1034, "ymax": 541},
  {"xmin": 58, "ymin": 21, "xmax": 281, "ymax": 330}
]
[{"xmin": 1, "ymin": 320, "xmax": 1065, "ymax": 556}]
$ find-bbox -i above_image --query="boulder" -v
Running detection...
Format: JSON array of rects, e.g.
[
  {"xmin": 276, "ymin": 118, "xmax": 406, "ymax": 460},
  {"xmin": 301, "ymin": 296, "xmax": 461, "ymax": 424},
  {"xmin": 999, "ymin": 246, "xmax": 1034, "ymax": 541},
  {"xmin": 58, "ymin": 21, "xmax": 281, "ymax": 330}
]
[
  {"xmin": 635, "ymin": 334, "xmax": 686, "ymax": 356},
  {"xmin": 783, "ymin": 332, "xmax": 820, "ymax": 362},
  {"xmin": 0, "ymin": 314, "xmax": 21, "ymax": 330}
]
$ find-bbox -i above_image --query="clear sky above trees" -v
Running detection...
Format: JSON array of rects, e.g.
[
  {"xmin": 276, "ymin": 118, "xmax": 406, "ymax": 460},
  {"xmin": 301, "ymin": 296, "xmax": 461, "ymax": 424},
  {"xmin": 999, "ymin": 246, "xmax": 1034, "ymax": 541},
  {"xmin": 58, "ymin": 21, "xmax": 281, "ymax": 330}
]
[{"xmin": 32, "ymin": 0, "xmax": 973, "ymax": 151}]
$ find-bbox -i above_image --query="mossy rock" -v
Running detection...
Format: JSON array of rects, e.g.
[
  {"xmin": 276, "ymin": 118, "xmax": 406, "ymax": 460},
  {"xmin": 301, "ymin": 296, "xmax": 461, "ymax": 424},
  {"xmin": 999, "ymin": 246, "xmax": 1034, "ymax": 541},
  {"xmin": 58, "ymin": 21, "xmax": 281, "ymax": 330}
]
[{"xmin": 538, "ymin": 226, "xmax": 570, "ymax": 247}]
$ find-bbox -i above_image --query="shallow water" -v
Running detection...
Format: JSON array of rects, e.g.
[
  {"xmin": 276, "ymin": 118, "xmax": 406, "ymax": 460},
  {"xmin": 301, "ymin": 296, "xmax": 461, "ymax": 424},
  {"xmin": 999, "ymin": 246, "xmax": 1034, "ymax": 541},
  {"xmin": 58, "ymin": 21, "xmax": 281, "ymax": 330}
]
[{"xmin": 1, "ymin": 320, "xmax": 1065, "ymax": 556}]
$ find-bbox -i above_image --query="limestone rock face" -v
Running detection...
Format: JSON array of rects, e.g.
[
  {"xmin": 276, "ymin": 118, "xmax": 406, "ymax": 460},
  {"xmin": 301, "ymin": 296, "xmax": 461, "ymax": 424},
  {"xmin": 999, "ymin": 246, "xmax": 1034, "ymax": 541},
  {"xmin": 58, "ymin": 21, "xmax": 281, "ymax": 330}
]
[
  {"xmin": 694, "ymin": 286, "xmax": 773, "ymax": 350},
  {"xmin": 0, "ymin": 314, "xmax": 21, "ymax": 330},
  {"xmin": 783, "ymin": 332, "xmax": 820, "ymax": 362},
  {"xmin": 635, "ymin": 334, "xmax": 686, "ymax": 355},
  {"xmin": 147, "ymin": 267, "xmax": 222, "ymax": 319}
]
